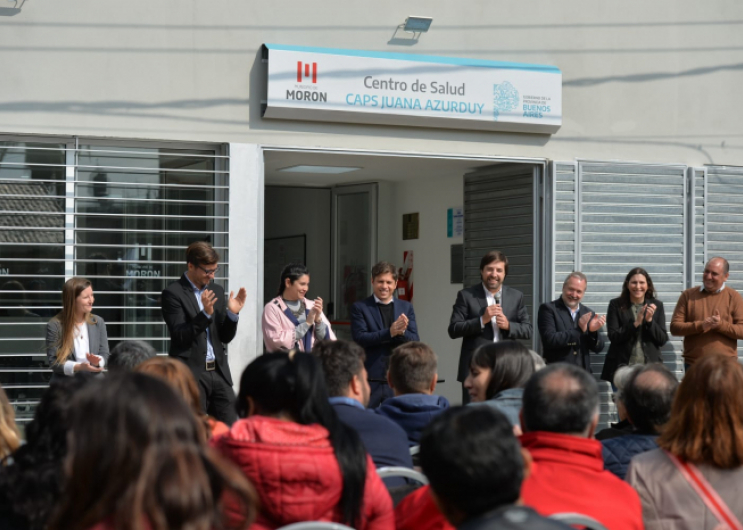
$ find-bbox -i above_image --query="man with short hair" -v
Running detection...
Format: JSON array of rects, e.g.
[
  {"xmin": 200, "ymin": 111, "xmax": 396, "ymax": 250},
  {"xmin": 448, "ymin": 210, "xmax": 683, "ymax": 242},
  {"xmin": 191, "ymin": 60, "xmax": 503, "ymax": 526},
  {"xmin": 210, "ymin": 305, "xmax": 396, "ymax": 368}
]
[
  {"xmin": 537, "ymin": 272, "xmax": 605, "ymax": 372},
  {"xmin": 161, "ymin": 241, "xmax": 247, "ymax": 424},
  {"xmin": 602, "ymin": 363, "xmax": 678, "ymax": 479},
  {"xmin": 449, "ymin": 251, "xmax": 532, "ymax": 403},
  {"xmin": 397, "ymin": 406, "xmax": 570, "ymax": 530},
  {"xmin": 520, "ymin": 364, "xmax": 643, "ymax": 530},
  {"xmin": 312, "ymin": 339, "xmax": 413, "ymax": 475},
  {"xmin": 671, "ymin": 256, "xmax": 743, "ymax": 367},
  {"xmin": 107, "ymin": 340, "xmax": 156, "ymax": 373},
  {"xmin": 351, "ymin": 261, "xmax": 419, "ymax": 407},
  {"xmin": 375, "ymin": 342, "xmax": 450, "ymax": 446}
]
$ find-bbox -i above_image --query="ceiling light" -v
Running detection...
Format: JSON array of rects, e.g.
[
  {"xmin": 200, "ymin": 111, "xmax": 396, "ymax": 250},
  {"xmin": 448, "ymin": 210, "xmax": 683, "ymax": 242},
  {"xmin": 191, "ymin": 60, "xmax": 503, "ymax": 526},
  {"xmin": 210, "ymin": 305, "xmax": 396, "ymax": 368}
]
[{"xmin": 278, "ymin": 165, "xmax": 361, "ymax": 175}]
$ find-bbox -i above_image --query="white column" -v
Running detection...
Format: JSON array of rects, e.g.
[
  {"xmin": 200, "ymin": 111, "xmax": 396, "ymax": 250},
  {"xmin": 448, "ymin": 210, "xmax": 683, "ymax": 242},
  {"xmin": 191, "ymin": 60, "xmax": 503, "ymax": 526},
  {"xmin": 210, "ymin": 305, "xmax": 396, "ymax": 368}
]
[{"xmin": 227, "ymin": 143, "xmax": 264, "ymax": 391}]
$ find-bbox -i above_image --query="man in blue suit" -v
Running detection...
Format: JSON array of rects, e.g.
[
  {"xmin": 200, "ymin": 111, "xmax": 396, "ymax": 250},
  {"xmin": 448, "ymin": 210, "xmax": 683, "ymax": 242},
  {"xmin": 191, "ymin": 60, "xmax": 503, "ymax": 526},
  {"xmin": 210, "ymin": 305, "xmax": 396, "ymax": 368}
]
[{"xmin": 351, "ymin": 261, "xmax": 419, "ymax": 408}]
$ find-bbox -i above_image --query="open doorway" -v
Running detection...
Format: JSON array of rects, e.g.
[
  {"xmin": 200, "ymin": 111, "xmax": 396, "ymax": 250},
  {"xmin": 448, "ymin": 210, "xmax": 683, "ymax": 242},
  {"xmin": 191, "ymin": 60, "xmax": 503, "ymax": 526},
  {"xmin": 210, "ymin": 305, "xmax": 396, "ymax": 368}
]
[{"xmin": 262, "ymin": 148, "xmax": 546, "ymax": 405}]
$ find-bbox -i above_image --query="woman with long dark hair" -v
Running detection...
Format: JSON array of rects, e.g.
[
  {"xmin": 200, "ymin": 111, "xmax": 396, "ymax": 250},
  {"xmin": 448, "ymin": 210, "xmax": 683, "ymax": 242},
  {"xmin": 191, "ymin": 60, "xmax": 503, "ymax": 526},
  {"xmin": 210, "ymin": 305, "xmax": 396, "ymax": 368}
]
[
  {"xmin": 261, "ymin": 264, "xmax": 335, "ymax": 352},
  {"xmin": 48, "ymin": 373, "xmax": 256, "ymax": 530},
  {"xmin": 601, "ymin": 267, "xmax": 668, "ymax": 383},
  {"xmin": 45, "ymin": 277, "xmax": 109, "ymax": 381},
  {"xmin": 212, "ymin": 351, "xmax": 393, "ymax": 530},
  {"xmin": 464, "ymin": 340, "xmax": 534, "ymax": 428}
]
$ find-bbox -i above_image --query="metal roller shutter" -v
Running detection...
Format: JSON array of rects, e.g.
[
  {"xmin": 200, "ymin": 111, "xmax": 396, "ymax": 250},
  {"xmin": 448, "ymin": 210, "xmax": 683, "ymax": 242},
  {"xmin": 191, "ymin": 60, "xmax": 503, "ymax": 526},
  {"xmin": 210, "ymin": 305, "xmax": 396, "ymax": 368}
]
[
  {"xmin": 704, "ymin": 165, "xmax": 743, "ymax": 359},
  {"xmin": 463, "ymin": 163, "xmax": 539, "ymax": 339}
]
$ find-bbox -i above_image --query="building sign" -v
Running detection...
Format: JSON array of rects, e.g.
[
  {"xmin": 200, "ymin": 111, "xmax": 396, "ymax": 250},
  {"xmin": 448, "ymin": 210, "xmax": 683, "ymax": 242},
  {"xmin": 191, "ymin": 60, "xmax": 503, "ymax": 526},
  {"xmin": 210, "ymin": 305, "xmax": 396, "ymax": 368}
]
[{"xmin": 263, "ymin": 44, "xmax": 562, "ymax": 134}]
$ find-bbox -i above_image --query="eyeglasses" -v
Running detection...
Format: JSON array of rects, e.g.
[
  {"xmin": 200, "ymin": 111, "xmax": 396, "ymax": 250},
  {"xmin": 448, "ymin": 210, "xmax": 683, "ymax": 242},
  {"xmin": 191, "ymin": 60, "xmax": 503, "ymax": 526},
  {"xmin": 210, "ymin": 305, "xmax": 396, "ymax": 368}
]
[{"xmin": 197, "ymin": 265, "xmax": 219, "ymax": 275}]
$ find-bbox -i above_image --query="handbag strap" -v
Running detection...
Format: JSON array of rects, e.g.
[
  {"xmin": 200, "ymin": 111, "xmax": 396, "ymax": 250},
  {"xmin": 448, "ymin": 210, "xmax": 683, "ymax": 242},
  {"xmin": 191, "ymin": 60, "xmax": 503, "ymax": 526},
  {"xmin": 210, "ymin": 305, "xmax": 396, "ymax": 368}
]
[{"xmin": 665, "ymin": 450, "xmax": 743, "ymax": 530}]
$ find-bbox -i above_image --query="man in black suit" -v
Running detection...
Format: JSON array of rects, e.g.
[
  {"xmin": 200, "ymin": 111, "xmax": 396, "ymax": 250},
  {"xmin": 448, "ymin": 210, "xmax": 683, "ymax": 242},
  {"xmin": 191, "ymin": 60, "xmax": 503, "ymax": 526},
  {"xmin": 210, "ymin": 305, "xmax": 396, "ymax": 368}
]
[
  {"xmin": 448, "ymin": 251, "xmax": 532, "ymax": 404},
  {"xmin": 161, "ymin": 241, "xmax": 246, "ymax": 423},
  {"xmin": 537, "ymin": 271, "xmax": 605, "ymax": 372}
]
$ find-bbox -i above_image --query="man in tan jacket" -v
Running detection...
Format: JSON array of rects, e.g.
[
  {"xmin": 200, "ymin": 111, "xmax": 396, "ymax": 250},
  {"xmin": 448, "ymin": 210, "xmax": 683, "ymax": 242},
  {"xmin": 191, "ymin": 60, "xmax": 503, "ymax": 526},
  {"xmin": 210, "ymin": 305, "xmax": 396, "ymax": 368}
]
[{"xmin": 670, "ymin": 256, "xmax": 743, "ymax": 368}]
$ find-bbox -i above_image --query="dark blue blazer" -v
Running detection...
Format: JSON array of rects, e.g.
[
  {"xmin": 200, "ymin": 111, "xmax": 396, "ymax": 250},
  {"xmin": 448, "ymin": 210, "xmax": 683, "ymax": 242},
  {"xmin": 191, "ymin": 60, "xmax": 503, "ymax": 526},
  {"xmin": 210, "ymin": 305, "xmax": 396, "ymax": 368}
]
[
  {"xmin": 350, "ymin": 296, "xmax": 419, "ymax": 379},
  {"xmin": 331, "ymin": 401, "xmax": 414, "ymax": 486}
]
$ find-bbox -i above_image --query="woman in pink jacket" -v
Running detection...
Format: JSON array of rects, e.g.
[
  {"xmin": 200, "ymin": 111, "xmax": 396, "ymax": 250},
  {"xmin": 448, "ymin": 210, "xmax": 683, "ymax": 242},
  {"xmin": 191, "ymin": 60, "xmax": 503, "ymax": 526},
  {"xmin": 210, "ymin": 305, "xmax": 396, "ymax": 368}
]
[{"xmin": 262, "ymin": 264, "xmax": 336, "ymax": 352}]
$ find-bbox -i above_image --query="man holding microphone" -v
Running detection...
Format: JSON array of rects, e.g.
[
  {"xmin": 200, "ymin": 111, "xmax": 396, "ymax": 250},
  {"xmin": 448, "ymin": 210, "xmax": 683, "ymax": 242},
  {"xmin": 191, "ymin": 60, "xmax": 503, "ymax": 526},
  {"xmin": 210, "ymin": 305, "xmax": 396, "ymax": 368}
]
[{"xmin": 448, "ymin": 250, "xmax": 533, "ymax": 404}]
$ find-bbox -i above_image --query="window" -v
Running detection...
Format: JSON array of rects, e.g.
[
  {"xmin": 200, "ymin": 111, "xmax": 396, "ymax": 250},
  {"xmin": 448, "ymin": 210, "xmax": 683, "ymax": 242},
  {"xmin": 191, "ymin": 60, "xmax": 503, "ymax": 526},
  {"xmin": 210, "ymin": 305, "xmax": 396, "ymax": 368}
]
[{"xmin": 0, "ymin": 136, "xmax": 228, "ymax": 423}]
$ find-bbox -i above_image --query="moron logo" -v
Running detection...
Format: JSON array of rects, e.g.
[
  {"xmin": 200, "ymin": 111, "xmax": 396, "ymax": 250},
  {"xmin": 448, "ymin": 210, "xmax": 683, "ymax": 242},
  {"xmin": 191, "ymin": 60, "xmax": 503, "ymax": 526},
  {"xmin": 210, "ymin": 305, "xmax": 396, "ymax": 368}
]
[
  {"xmin": 297, "ymin": 61, "xmax": 318, "ymax": 83},
  {"xmin": 287, "ymin": 60, "xmax": 328, "ymax": 102}
]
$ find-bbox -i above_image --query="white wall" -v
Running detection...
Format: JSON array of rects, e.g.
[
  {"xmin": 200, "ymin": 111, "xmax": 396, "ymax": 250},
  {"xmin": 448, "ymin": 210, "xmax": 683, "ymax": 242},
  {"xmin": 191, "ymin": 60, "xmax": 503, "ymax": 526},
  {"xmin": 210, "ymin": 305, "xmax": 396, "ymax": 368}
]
[
  {"xmin": 389, "ymin": 174, "xmax": 465, "ymax": 405},
  {"xmin": 227, "ymin": 143, "xmax": 263, "ymax": 386},
  {"xmin": 0, "ymin": 0, "xmax": 742, "ymax": 167}
]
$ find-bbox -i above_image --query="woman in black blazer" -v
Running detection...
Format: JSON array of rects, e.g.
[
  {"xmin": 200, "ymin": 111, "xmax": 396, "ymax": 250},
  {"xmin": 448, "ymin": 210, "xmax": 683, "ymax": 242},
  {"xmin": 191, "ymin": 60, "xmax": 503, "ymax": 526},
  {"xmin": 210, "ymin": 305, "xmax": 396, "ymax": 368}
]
[{"xmin": 601, "ymin": 268, "xmax": 669, "ymax": 383}]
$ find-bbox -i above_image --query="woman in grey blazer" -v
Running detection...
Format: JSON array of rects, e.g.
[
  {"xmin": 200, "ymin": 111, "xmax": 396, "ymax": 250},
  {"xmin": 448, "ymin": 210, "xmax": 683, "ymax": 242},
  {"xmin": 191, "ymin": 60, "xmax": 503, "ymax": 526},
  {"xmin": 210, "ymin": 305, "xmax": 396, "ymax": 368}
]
[{"xmin": 46, "ymin": 277, "xmax": 109, "ymax": 382}]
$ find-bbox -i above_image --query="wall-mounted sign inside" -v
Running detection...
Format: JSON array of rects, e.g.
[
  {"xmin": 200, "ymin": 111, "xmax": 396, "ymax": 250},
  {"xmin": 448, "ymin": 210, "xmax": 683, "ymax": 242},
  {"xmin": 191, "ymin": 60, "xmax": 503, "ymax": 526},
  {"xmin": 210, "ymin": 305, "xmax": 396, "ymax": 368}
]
[{"xmin": 263, "ymin": 43, "xmax": 562, "ymax": 134}]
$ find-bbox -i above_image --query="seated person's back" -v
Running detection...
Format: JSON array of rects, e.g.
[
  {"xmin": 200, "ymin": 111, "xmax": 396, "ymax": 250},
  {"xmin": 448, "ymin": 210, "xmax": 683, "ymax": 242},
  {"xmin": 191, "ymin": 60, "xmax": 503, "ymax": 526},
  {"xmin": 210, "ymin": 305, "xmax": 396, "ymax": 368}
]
[
  {"xmin": 213, "ymin": 351, "xmax": 394, "ymax": 530},
  {"xmin": 312, "ymin": 340, "xmax": 413, "ymax": 473},
  {"xmin": 601, "ymin": 363, "xmax": 678, "ymax": 480},
  {"xmin": 520, "ymin": 363, "xmax": 643, "ymax": 530},
  {"xmin": 375, "ymin": 341, "xmax": 450, "ymax": 446}
]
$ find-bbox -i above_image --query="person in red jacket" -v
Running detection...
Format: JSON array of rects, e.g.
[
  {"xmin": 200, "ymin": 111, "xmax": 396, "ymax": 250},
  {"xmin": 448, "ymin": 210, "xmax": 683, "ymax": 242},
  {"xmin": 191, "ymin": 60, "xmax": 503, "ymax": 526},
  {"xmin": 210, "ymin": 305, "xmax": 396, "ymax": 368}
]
[
  {"xmin": 212, "ymin": 351, "xmax": 394, "ymax": 530},
  {"xmin": 520, "ymin": 363, "xmax": 643, "ymax": 530}
]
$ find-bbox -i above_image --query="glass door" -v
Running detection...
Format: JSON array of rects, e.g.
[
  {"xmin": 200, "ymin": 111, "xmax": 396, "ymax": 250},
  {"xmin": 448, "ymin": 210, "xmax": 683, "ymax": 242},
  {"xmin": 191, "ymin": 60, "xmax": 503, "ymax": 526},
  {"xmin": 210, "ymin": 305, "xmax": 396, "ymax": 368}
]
[{"xmin": 331, "ymin": 183, "xmax": 377, "ymax": 337}]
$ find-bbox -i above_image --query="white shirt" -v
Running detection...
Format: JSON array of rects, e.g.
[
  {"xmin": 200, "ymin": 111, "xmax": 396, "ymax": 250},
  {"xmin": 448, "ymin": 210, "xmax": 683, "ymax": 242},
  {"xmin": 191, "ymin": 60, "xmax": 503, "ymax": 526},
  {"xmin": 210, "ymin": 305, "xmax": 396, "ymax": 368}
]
[
  {"xmin": 63, "ymin": 322, "xmax": 105, "ymax": 376},
  {"xmin": 701, "ymin": 283, "xmax": 726, "ymax": 294},
  {"xmin": 373, "ymin": 295, "xmax": 394, "ymax": 305},
  {"xmin": 482, "ymin": 284, "xmax": 502, "ymax": 343},
  {"xmin": 570, "ymin": 306, "xmax": 580, "ymax": 322}
]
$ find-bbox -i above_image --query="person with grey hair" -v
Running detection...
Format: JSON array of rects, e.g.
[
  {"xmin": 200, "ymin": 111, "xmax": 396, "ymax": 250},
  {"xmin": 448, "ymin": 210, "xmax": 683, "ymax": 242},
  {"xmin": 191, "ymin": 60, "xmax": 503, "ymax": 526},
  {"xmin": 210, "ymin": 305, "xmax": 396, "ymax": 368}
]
[
  {"xmin": 106, "ymin": 340, "xmax": 157, "ymax": 373},
  {"xmin": 537, "ymin": 272, "xmax": 605, "ymax": 372},
  {"xmin": 602, "ymin": 363, "xmax": 679, "ymax": 479},
  {"xmin": 597, "ymin": 365, "xmax": 642, "ymax": 441},
  {"xmin": 529, "ymin": 349, "xmax": 546, "ymax": 371},
  {"xmin": 520, "ymin": 363, "xmax": 643, "ymax": 530}
]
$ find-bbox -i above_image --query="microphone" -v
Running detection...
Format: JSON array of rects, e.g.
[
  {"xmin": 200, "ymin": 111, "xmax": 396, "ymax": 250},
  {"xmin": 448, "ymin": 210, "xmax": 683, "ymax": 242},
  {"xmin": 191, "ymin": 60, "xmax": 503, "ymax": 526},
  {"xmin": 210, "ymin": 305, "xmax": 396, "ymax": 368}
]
[{"xmin": 494, "ymin": 291, "xmax": 502, "ymax": 306}]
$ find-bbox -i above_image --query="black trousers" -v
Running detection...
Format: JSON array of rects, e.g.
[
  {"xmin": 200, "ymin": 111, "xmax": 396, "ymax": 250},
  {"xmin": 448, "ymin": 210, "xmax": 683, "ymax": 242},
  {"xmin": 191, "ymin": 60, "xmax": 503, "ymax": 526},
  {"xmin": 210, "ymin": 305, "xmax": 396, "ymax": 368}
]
[{"xmin": 197, "ymin": 369, "xmax": 237, "ymax": 425}]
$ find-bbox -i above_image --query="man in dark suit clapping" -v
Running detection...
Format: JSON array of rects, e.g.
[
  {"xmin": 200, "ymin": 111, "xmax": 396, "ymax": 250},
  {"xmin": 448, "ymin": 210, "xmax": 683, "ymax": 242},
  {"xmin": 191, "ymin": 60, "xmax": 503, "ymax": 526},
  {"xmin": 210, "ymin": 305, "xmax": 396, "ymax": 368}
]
[
  {"xmin": 161, "ymin": 241, "xmax": 246, "ymax": 424},
  {"xmin": 448, "ymin": 251, "xmax": 532, "ymax": 404},
  {"xmin": 538, "ymin": 271, "xmax": 605, "ymax": 373},
  {"xmin": 351, "ymin": 261, "xmax": 419, "ymax": 408}
]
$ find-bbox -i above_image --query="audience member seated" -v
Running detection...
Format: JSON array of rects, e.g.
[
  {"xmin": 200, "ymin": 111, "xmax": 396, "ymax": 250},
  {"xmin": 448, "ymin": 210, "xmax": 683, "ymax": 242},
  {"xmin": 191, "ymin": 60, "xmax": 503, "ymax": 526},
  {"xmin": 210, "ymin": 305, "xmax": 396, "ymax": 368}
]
[
  {"xmin": 212, "ymin": 351, "xmax": 394, "ymax": 530},
  {"xmin": 135, "ymin": 356, "xmax": 229, "ymax": 440},
  {"xmin": 595, "ymin": 365, "xmax": 639, "ymax": 441},
  {"xmin": 106, "ymin": 339, "xmax": 156, "ymax": 373},
  {"xmin": 627, "ymin": 353, "xmax": 743, "ymax": 530},
  {"xmin": 465, "ymin": 341, "xmax": 534, "ymax": 429},
  {"xmin": 398, "ymin": 407, "xmax": 571, "ymax": 530},
  {"xmin": 312, "ymin": 340, "xmax": 414, "ymax": 474},
  {"xmin": 602, "ymin": 363, "xmax": 678, "ymax": 479},
  {"xmin": 520, "ymin": 363, "xmax": 643, "ymax": 530},
  {"xmin": 375, "ymin": 342, "xmax": 449, "ymax": 446},
  {"xmin": 48, "ymin": 373, "xmax": 256, "ymax": 530},
  {"xmin": 0, "ymin": 384, "xmax": 20, "ymax": 462},
  {"xmin": 0, "ymin": 378, "xmax": 89, "ymax": 530}
]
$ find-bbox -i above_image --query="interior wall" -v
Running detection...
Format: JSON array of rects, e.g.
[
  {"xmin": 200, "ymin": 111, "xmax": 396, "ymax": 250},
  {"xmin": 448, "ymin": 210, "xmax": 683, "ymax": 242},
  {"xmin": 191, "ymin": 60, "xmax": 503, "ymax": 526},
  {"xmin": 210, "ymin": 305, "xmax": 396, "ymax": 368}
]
[
  {"xmin": 263, "ymin": 186, "xmax": 332, "ymax": 307},
  {"xmin": 390, "ymin": 174, "xmax": 465, "ymax": 405}
]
